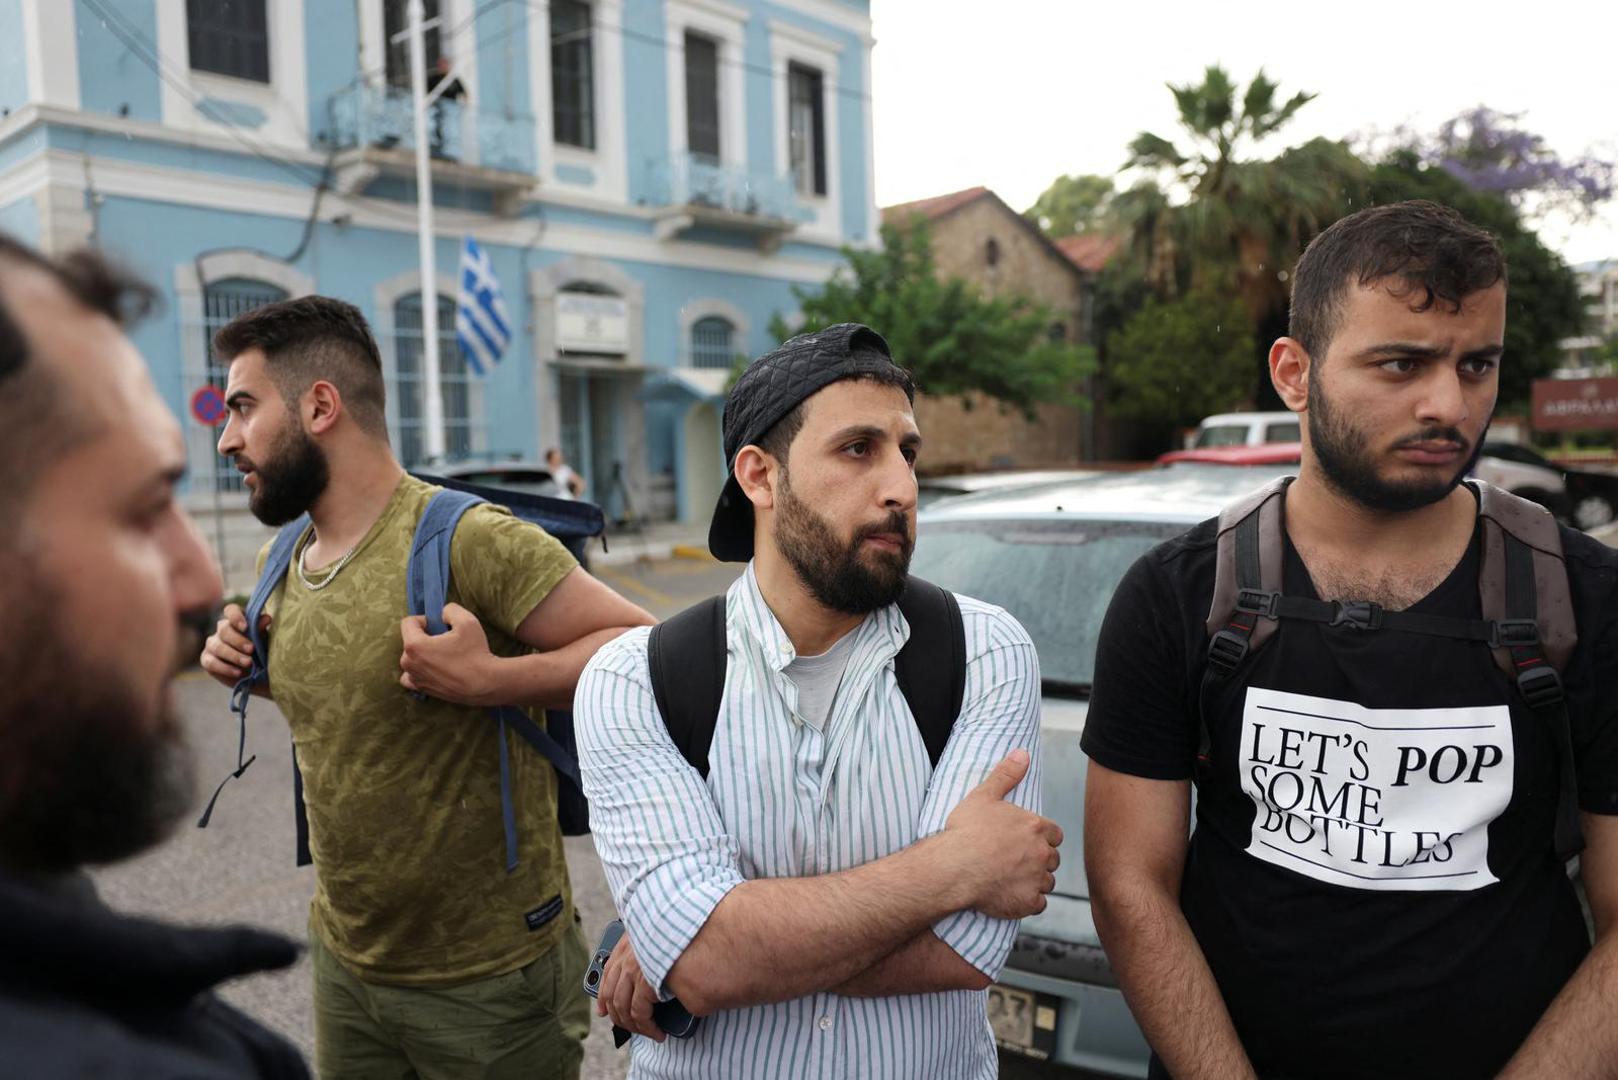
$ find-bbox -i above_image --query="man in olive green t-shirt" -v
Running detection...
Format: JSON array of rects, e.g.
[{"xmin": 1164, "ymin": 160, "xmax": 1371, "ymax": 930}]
[{"xmin": 200, "ymin": 296, "xmax": 654, "ymax": 1079}]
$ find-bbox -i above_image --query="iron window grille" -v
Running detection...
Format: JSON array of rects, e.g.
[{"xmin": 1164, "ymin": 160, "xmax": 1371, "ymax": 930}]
[{"xmin": 187, "ymin": 0, "xmax": 270, "ymax": 83}]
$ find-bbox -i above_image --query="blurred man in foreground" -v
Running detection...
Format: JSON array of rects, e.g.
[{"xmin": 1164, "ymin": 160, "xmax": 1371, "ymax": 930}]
[{"xmin": 0, "ymin": 232, "xmax": 307, "ymax": 1077}]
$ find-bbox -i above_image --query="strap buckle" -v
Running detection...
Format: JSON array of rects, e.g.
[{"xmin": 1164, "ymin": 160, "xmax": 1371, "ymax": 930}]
[
  {"xmin": 1517, "ymin": 664, "xmax": 1564, "ymax": 710},
  {"xmin": 1235, "ymin": 589, "xmax": 1280, "ymax": 619},
  {"xmin": 1330, "ymin": 600, "xmax": 1383, "ymax": 630},
  {"xmin": 1207, "ymin": 628, "xmax": 1250, "ymax": 673},
  {"xmin": 1490, "ymin": 618, "xmax": 1541, "ymax": 649}
]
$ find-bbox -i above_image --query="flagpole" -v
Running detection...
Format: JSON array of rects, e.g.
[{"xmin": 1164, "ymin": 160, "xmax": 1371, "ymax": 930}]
[{"xmin": 408, "ymin": 0, "xmax": 446, "ymax": 461}]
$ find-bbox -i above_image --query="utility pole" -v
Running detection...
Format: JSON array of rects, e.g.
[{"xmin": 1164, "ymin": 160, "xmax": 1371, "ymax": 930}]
[{"xmin": 406, "ymin": 0, "xmax": 446, "ymax": 461}]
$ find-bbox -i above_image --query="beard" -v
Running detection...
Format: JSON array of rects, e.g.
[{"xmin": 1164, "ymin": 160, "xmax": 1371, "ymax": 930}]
[
  {"xmin": 773, "ymin": 468, "xmax": 913, "ymax": 615},
  {"xmin": 0, "ymin": 574, "xmax": 197, "ymax": 875},
  {"xmin": 238, "ymin": 419, "xmax": 330, "ymax": 526},
  {"xmin": 1308, "ymin": 377, "xmax": 1486, "ymax": 513}
]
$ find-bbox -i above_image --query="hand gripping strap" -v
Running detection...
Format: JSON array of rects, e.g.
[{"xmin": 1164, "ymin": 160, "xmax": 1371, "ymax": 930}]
[
  {"xmin": 408, "ymin": 490, "xmax": 590, "ymax": 868},
  {"xmin": 197, "ymin": 515, "xmax": 308, "ymax": 831}
]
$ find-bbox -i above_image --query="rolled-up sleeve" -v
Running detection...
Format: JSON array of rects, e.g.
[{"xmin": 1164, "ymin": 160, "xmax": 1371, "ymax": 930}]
[
  {"xmin": 914, "ymin": 601, "xmax": 1043, "ymax": 980},
  {"xmin": 575, "ymin": 627, "xmax": 746, "ymax": 996}
]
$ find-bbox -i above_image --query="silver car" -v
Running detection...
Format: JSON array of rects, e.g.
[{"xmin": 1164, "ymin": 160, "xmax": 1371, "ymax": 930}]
[{"xmin": 911, "ymin": 462, "xmax": 1296, "ymax": 1077}]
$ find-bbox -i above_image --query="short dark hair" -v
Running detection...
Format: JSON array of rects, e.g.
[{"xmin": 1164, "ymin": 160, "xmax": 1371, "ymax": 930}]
[
  {"xmin": 213, "ymin": 295, "xmax": 388, "ymax": 436},
  {"xmin": 0, "ymin": 233, "xmax": 160, "ymax": 527},
  {"xmin": 755, "ymin": 362, "xmax": 916, "ymax": 465},
  {"xmin": 1289, "ymin": 200, "xmax": 1507, "ymax": 360}
]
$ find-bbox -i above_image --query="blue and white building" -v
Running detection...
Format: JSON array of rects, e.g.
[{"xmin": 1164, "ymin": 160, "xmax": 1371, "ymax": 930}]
[{"xmin": 0, "ymin": 0, "xmax": 876, "ymax": 579}]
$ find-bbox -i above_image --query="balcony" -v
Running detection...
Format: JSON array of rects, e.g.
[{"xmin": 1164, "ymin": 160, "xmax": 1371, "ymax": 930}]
[
  {"xmin": 323, "ymin": 84, "xmax": 536, "ymax": 215},
  {"xmin": 644, "ymin": 153, "xmax": 813, "ymax": 252}
]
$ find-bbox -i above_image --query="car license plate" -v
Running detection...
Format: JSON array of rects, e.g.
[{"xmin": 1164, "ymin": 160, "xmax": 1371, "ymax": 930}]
[{"xmin": 987, "ymin": 984, "xmax": 1060, "ymax": 1059}]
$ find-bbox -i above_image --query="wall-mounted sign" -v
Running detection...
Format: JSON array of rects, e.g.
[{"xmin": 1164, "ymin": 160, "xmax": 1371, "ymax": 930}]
[
  {"xmin": 556, "ymin": 293, "xmax": 630, "ymax": 355},
  {"xmin": 1532, "ymin": 376, "xmax": 1618, "ymax": 431}
]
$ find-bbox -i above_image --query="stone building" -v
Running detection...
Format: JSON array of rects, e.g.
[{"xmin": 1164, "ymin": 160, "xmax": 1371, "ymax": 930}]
[{"xmin": 881, "ymin": 186, "xmax": 1104, "ymax": 471}]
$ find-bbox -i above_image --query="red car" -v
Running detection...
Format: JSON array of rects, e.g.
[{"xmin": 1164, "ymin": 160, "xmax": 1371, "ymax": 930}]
[{"xmin": 1156, "ymin": 443, "xmax": 1304, "ymax": 466}]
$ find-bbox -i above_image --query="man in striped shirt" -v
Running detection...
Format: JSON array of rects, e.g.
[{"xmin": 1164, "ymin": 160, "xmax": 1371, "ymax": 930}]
[{"xmin": 576, "ymin": 324, "xmax": 1059, "ymax": 1078}]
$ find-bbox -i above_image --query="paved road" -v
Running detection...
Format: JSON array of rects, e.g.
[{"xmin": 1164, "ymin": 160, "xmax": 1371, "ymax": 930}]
[{"xmin": 92, "ymin": 554, "xmax": 743, "ymax": 1079}]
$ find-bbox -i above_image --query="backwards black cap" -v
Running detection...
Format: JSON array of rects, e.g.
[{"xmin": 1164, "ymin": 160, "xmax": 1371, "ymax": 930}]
[{"xmin": 708, "ymin": 322, "xmax": 909, "ymax": 561}]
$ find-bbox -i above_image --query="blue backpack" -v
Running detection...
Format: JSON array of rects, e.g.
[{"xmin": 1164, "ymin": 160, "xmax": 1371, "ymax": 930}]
[{"xmin": 198, "ymin": 476, "xmax": 605, "ymax": 873}]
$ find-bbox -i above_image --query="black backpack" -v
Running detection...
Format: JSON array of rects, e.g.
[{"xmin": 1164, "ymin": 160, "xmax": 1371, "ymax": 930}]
[
  {"xmin": 1200, "ymin": 476, "xmax": 1583, "ymax": 860},
  {"xmin": 647, "ymin": 577, "xmax": 966, "ymax": 777}
]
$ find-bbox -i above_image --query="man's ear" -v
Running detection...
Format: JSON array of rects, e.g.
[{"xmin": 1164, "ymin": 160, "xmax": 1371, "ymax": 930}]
[
  {"xmin": 733, "ymin": 445, "xmax": 778, "ymax": 511},
  {"xmin": 1270, "ymin": 337, "xmax": 1311, "ymax": 413},
  {"xmin": 305, "ymin": 379, "xmax": 343, "ymax": 436}
]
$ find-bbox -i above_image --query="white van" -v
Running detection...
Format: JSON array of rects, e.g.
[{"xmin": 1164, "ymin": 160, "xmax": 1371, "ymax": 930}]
[{"xmin": 1191, "ymin": 411, "xmax": 1301, "ymax": 449}]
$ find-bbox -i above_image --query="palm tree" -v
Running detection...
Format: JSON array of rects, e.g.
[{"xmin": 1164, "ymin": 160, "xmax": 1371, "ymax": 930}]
[{"xmin": 1111, "ymin": 66, "xmax": 1367, "ymax": 327}]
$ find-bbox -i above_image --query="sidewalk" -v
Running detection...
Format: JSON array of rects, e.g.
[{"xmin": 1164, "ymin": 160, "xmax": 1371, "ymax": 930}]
[{"xmin": 588, "ymin": 518, "xmax": 714, "ymax": 566}]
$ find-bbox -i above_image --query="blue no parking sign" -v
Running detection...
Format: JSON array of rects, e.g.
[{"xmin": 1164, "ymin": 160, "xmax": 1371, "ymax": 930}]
[{"xmin": 190, "ymin": 385, "xmax": 227, "ymax": 427}]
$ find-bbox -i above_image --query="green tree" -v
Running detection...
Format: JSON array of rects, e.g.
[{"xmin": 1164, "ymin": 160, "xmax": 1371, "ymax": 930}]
[
  {"xmin": 771, "ymin": 217, "xmax": 1094, "ymax": 417},
  {"xmin": 1024, "ymin": 174, "xmax": 1115, "ymax": 238},
  {"xmin": 1108, "ymin": 66, "xmax": 1366, "ymax": 406},
  {"xmin": 1106, "ymin": 286, "xmax": 1254, "ymax": 429},
  {"xmin": 1368, "ymin": 151, "xmax": 1583, "ymax": 408}
]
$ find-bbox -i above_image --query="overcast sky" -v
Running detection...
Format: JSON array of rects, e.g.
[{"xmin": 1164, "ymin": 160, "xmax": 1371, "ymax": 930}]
[{"xmin": 868, "ymin": 0, "xmax": 1618, "ymax": 265}]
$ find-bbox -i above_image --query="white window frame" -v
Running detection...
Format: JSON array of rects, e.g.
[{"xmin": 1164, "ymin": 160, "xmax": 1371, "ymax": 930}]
[
  {"xmin": 374, "ymin": 267, "xmax": 489, "ymax": 464},
  {"xmin": 174, "ymin": 250, "xmax": 314, "ymax": 506},
  {"xmin": 678, "ymin": 297, "xmax": 750, "ymax": 368},
  {"xmin": 663, "ymin": 0, "xmax": 748, "ymax": 175},
  {"xmin": 529, "ymin": 0, "xmax": 627, "ymax": 201},
  {"xmin": 156, "ymin": 0, "xmax": 310, "ymax": 150},
  {"xmin": 768, "ymin": 19, "xmax": 841, "ymax": 245}
]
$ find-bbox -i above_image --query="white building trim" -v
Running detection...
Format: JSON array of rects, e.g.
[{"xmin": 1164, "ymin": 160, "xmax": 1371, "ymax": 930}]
[
  {"xmin": 663, "ymin": 0, "xmax": 749, "ymax": 172},
  {"xmin": 677, "ymin": 296, "xmax": 751, "ymax": 365},
  {"xmin": 529, "ymin": 0, "xmax": 628, "ymax": 202},
  {"xmin": 154, "ymin": 0, "xmax": 311, "ymax": 150},
  {"xmin": 766, "ymin": 0, "xmax": 873, "ymax": 44},
  {"xmin": 768, "ymin": 21, "xmax": 842, "ymax": 246},
  {"xmin": 24, "ymin": 148, "xmax": 844, "ymax": 283},
  {"xmin": 20, "ymin": 0, "xmax": 81, "ymax": 110}
]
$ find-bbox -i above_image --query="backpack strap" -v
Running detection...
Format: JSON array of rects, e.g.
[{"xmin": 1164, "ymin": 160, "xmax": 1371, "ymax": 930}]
[
  {"xmin": 648, "ymin": 595, "xmax": 728, "ymax": 779},
  {"xmin": 407, "ymin": 488, "xmax": 586, "ymax": 871},
  {"xmin": 894, "ymin": 576, "xmax": 966, "ymax": 768},
  {"xmin": 196, "ymin": 514, "xmax": 307, "ymax": 834},
  {"xmin": 1198, "ymin": 477, "xmax": 1290, "ymax": 769},
  {"xmin": 1473, "ymin": 480, "xmax": 1583, "ymax": 859},
  {"xmin": 646, "ymin": 579, "xmax": 968, "ymax": 779}
]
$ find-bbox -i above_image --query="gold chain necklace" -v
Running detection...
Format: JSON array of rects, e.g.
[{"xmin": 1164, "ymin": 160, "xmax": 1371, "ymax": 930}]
[{"xmin": 295, "ymin": 532, "xmax": 361, "ymax": 591}]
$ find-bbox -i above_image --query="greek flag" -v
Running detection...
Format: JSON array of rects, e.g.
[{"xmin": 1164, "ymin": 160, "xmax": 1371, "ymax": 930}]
[{"xmin": 455, "ymin": 237, "xmax": 512, "ymax": 376}]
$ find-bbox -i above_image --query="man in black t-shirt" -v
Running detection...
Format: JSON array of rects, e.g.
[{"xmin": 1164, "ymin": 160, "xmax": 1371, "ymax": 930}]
[{"xmin": 1083, "ymin": 201, "xmax": 1618, "ymax": 1080}]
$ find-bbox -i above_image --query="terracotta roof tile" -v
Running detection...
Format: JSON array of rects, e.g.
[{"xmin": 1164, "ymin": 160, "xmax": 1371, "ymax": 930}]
[
  {"xmin": 880, "ymin": 186, "xmax": 992, "ymax": 224},
  {"xmin": 1054, "ymin": 233, "xmax": 1123, "ymax": 273}
]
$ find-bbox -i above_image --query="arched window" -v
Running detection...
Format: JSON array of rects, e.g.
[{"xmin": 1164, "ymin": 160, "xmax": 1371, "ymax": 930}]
[
  {"xmin": 984, "ymin": 237, "xmax": 1001, "ymax": 267},
  {"xmin": 203, "ymin": 277, "xmax": 287, "ymax": 492},
  {"xmin": 394, "ymin": 292, "xmax": 477, "ymax": 465},
  {"xmin": 690, "ymin": 315, "xmax": 735, "ymax": 369}
]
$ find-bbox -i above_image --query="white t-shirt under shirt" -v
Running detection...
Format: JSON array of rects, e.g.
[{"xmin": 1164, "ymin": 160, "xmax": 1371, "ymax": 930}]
[{"xmin": 784, "ymin": 628, "xmax": 859, "ymax": 731}]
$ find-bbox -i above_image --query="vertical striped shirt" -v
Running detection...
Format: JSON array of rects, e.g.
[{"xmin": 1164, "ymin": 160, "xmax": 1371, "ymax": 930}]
[{"xmin": 576, "ymin": 565, "xmax": 1042, "ymax": 1079}]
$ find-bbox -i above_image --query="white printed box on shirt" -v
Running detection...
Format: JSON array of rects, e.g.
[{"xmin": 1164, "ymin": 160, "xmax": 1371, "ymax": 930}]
[{"xmin": 1239, "ymin": 686, "xmax": 1514, "ymax": 892}]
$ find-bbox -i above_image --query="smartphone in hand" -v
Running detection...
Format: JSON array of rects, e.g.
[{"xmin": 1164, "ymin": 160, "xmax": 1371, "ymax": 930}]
[{"xmin": 583, "ymin": 919, "xmax": 701, "ymax": 1042}]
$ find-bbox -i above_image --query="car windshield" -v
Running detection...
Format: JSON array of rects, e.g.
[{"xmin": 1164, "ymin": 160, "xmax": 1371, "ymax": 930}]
[
  {"xmin": 1194, "ymin": 424, "xmax": 1247, "ymax": 448},
  {"xmin": 911, "ymin": 518, "xmax": 1187, "ymax": 695}
]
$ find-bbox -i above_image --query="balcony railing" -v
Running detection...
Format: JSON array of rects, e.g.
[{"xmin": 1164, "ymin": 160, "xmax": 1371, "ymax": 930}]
[
  {"xmin": 325, "ymin": 84, "xmax": 531, "ymax": 176},
  {"xmin": 644, "ymin": 153, "xmax": 814, "ymax": 243}
]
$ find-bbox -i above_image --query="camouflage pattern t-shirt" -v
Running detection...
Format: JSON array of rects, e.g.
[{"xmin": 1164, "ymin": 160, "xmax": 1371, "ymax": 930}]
[{"xmin": 261, "ymin": 474, "xmax": 577, "ymax": 987}]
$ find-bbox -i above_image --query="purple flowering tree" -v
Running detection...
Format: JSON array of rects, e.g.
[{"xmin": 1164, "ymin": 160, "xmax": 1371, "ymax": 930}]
[{"xmin": 1428, "ymin": 107, "xmax": 1614, "ymax": 220}]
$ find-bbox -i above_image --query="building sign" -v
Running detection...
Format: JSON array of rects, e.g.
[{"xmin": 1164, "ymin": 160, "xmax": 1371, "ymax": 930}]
[
  {"xmin": 1532, "ymin": 376, "xmax": 1618, "ymax": 432},
  {"xmin": 556, "ymin": 293, "xmax": 630, "ymax": 355}
]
